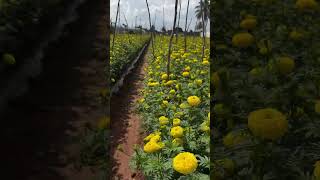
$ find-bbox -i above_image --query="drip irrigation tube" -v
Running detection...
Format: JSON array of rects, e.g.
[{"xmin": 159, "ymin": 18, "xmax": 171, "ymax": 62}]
[{"xmin": 111, "ymin": 41, "xmax": 150, "ymax": 95}]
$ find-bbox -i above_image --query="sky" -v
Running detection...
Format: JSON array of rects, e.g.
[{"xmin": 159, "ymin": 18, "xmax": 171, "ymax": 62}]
[{"xmin": 110, "ymin": 0, "xmax": 209, "ymax": 34}]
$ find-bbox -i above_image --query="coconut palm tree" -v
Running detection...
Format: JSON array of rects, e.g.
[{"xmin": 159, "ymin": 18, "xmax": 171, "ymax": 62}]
[{"xmin": 195, "ymin": 0, "xmax": 209, "ymax": 34}]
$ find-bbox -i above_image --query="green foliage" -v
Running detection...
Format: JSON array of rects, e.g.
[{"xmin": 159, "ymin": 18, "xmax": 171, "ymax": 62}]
[
  {"xmin": 79, "ymin": 126, "xmax": 109, "ymax": 176},
  {"xmin": 212, "ymin": 0, "xmax": 320, "ymax": 179},
  {"xmin": 110, "ymin": 34, "xmax": 150, "ymax": 84}
]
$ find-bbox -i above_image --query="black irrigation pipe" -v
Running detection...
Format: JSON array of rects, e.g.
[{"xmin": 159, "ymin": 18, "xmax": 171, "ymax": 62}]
[
  {"xmin": 0, "ymin": 0, "xmax": 87, "ymax": 116},
  {"xmin": 111, "ymin": 40, "xmax": 150, "ymax": 95}
]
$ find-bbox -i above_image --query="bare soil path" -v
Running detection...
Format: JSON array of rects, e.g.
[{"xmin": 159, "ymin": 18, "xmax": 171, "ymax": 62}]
[
  {"xmin": 110, "ymin": 49, "xmax": 148, "ymax": 180},
  {"xmin": 0, "ymin": 0, "xmax": 108, "ymax": 179}
]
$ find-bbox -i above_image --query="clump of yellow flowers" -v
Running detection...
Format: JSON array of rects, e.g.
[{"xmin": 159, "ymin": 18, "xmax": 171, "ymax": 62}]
[{"xmin": 143, "ymin": 131, "xmax": 164, "ymax": 153}]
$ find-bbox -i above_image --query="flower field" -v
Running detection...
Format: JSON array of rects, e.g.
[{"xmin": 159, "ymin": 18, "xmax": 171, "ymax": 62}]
[
  {"xmin": 110, "ymin": 34, "xmax": 150, "ymax": 85},
  {"xmin": 131, "ymin": 36, "xmax": 210, "ymax": 179},
  {"xmin": 212, "ymin": 0, "xmax": 320, "ymax": 179}
]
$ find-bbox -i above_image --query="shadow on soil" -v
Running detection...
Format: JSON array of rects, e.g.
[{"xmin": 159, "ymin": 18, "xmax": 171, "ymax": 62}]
[{"xmin": 110, "ymin": 47, "xmax": 148, "ymax": 180}]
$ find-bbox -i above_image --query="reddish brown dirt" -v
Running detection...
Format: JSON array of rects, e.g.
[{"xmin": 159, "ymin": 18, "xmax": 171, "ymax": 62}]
[
  {"xmin": 0, "ymin": 0, "xmax": 108, "ymax": 179},
  {"xmin": 110, "ymin": 52, "xmax": 148, "ymax": 180}
]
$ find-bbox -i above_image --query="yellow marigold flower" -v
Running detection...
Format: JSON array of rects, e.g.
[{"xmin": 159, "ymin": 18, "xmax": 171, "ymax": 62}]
[
  {"xmin": 187, "ymin": 96, "xmax": 201, "ymax": 107},
  {"xmin": 249, "ymin": 67, "xmax": 263, "ymax": 77},
  {"xmin": 257, "ymin": 40, "xmax": 272, "ymax": 54},
  {"xmin": 138, "ymin": 98, "xmax": 145, "ymax": 103},
  {"xmin": 165, "ymin": 80, "xmax": 174, "ymax": 86},
  {"xmin": 162, "ymin": 100, "xmax": 169, "ymax": 106},
  {"xmin": 173, "ymin": 152, "xmax": 198, "ymax": 175},
  {"xmin": 223, "ymin": 131, "xmax": 248, "ymax": 147},
  {"xmin": 240, "ymin": 16, "xmax": 257, "ymax": 30},
  {"xmin": 276, "ymin": 57, "xmax": 295, "ymax": 74},
  {"xmin": 200, "ymin": 70, "xmax": 207, "ymax": 75},
  {"xmin": 144, "ymin": 133, "xmax": 155, "ymax": 142},
  {"xmin": 314, "ymin": 161, "xmax": 320, "ymax": 179},
  {"xmin": 202, "ymin": 60, "xmax": 210, "ymax": 65},
  {"xmin": 143, "ymin": 141, "xmax": 164, "ymax": 153},
  {"xmin": 259, "ymin": 47, "xmax": 268, "ymax": 55},
  {"xmin": 232, "ymin": 32, "xmax": 254, "ymax": 48},
  {"xmin": 212, "ymin": 72, "xmax": 220, "ymax": 88},
  {"xmin": 170, "ymin": 126, "xmax": 184, "ymax": 138},
  {"xmin": 200, "ymin": 124, "xmax": 210, "ymax": 133},
  {"xmin": 314, "ymin": 100, "xmax": 320, "ymax": 114},
  {"xmin": 175, "ymin": 84, "xmax": 180, "ymax": 90},
  {"xmin": 159, "ymin": 116, "xmax": 169, "ymax": 125},
  {"xmin": 296, "ymin": 0, "xmax": 318, "ymax": 10},
  {"xmin": 148, "ymin": 82, "xmax": 160, "ymax": 87},
  {"xmin": 182, "ymin": 71, "xmax": 190, "ymax": 77},
  {"xmin": 169, "ymin": 89, "xmax": 176, "ymax": 95},
  {"xmin": 248, "ymin": 108, "xmax": 288, "ymax": 140},
  {"xmin": 173, "ymin": 118, "xmax": 181, "ymax": 126},
  {"xmin": 184, "ymin": 66, "xmax": 191, "ymax": 71},
  {"xmin": 179, "ymin": 103, "xmax": 189, "ymax": 109},
  {"xmin": 172, "ymin": 138, "xmax": 183, "ymax": 146},
  {"xmin": 150, "ymin": 134, "xmax": 161, "ymax": 142},
  {"xmin": 161, "ymin": 73, "xmax": 168, "ymax": 80},
  {"xmin": 195, "ymin": 79, "xmax": 203, "ymax": 86},
  {"xmin": 174, "ymin": 112, "xmax": 184, "ymax": 118},
  {"xmin": 170, "ymin": 105, "xmax": 177, "ymax": 111},
  {"xmin": 97, "ymin": 116, "xmax": 110, "ymax": 130},
  {"xmin": 2, "ymin": 53, "xmax": 16, "ymax": 65},
  {"xmin": 289, "ymin": 30, "xmax": 304, "ymax": 41}
]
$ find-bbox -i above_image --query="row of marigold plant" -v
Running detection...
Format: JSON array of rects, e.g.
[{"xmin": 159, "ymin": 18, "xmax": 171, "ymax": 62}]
[{"xmin": 130, "ymin": 36, "xmax": 210, "ymax": 179}]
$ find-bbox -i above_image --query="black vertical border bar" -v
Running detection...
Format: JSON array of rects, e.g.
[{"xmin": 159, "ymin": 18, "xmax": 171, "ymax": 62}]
[
  {"xmin": 209, "ymin": 0, "xmax": 214, "ymax": 179},
  {"xmin": 106, "ymin": 0, "xmax": 111, "ymax": 178}
]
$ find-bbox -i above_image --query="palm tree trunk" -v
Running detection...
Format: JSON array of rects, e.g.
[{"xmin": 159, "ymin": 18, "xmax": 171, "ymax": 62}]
[
  {"xmin": 201, "ymin": 0, "xmax": 205, "ymax": 60},
  {"xmin": 122, "ymin": 12, "xmax": 131, "ymax": 43},
  {"xmin": 184, "ymin": 0, "xmax": 190, "ymax": 51},
  {"xmin": 176, "ymin": 0, "xmax": 182, "ymax": 43},
  {"xmin": 167, "ymin": 0, "xmax": 179, "ymax": 77},
  {"xmin": 146, "ymin": 0, "xmax": 155, "ymax": 60},
  {"xmin": 111, "ymin": 0, "xmax": 120, "ymax": 51}
]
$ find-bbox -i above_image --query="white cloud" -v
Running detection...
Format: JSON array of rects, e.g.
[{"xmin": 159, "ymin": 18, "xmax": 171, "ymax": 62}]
[{"xmin": 110, "ymin": 0, "xmax": 209, "ymax": 32}]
